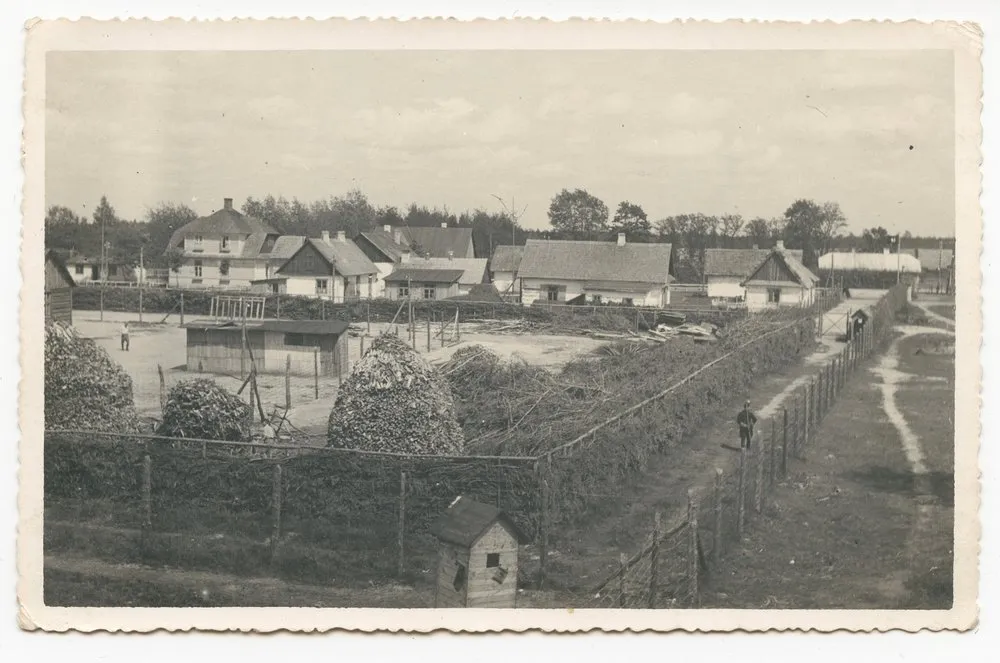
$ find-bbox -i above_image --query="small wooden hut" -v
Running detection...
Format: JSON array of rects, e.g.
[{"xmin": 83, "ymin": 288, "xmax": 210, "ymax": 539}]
[
  {"xmin": 183, "ymin": 318, "xmax": 350, "ymax": 377},
  {"xmin": 45, "ymin": 250, "xmax": 76, "ymax": 325},
  {"xmin": 847, "ymin": 309, "xmax": 870, "ymax": 341},
  {"xmin": 430, "ymin": 496, "xmax": 528, "ymax": 609}
]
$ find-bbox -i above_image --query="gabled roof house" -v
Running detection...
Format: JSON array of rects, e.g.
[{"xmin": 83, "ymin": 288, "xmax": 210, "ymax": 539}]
[
  {"xmin": 704, "ymin": 247, "xmax": 804, "ymax": 300},
  {"xmin": 741, "ymin": 242, "xmax": 819, "ymax": 310},
  {"xmin": 516, "ymin": 234, "xmax": 673, "ymax": 307},
  {"xmin": 261, "ymin": 231, "xmax": 378, "ymax": 301}
]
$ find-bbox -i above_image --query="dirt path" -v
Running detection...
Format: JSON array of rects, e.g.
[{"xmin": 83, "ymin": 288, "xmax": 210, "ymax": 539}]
[
  {"xmin": 701, "ymin": 327, "xmax": 955, "ymax": 609},
  {"xmin": 912, "ymin": 301, "xmax": 956, "ymax": 328},
  {"xmin": 542, "ymin": 297, "xmax": 884, "ymax": 592},
  {"xmin": 45, "ymin": 553, "xmax": 433, "ymax": 608}
]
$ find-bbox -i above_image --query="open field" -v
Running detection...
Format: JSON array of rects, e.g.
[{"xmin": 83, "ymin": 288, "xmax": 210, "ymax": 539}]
[
  {"xmin": 72, "ymin": 311, "xmax": 608, "ymax": 435},
  {"xmin": 701, "ymin": 328, "xmax": 954, "ymax": 609}
]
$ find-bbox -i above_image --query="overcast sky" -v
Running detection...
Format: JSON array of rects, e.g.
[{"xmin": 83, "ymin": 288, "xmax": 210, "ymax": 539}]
[{"xmin": 46, "ymin": 49, "xmax": 955, "ymax": 235}]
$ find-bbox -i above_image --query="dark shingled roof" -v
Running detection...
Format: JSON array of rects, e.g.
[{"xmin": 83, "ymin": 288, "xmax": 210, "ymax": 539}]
[
  {"xmin": 356, "ymin": 228, "xmax": 410, "ymax": 262},
  {"xmin": 704, "ymin": 248, "xmax": 803, "ymax": 278},
  {"xmin": 182, "ymin": 319, "xmax": 350, "ymax": 335},
  {"xmin": 384, "ymin": 267, "xmax": 464, "ymax": 284},
  {"xmin": 306, "ymin": 238, "xmax": 378, "ymax": 277},
  {"xmin": 517, "ymin": 239, "xmax": 672, "ymax": 285},
  {"xmin": 489, "ymin": 245, "xmax": 524, "ymax": 273},
  {"xmin": 430, "ymin": 496, "xmax": 529, "ymax": 548},
  {"xmin": 46, "ymin": 250, "xmax": 76, "ymax": 289},
  {"xmin": 395, "ymin": 225, "xmax": 475, "ymax": 259},
  {"xmin": 742, "ymin": 249, "xmax": 819, "ymax": 287},
  {"xmin": 167, "ymin": 205, "xmax": 279, "ymax": 256}
]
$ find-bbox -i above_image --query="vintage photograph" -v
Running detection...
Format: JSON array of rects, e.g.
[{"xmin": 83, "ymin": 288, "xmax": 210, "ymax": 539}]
[{"xmin": 19, "ymin": 19, "xmax": 981, "ymax": 632}]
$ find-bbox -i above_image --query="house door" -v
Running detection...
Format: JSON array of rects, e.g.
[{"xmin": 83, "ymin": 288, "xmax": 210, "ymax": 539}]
[{"xmin": 91, "ymin": 265, "xmax": 100, "ymax": 280}]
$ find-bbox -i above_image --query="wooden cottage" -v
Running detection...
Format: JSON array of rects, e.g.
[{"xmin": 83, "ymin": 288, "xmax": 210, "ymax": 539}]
[
  {"xmin": 183, "ymin": 319, "xmax": 350, "ymax": 377},
  {"xmin": 741, "ymin": 242, "xmax": 819, "ymax": 311},
  {"xmin": 430, "ymin": 496, "xmax": 529, "ymax": 609},
  {"xmin": 45, "ymin": 250, "xmax": 76, "ymax": 325}
]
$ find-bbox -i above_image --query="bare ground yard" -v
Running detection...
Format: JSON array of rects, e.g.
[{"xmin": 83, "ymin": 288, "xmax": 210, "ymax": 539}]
[
  {"xmin": 700, "ymin": 329, "xmax": 954, "ymax": 609},
  {"xmin": 72, "ymin": 311, "xmax": 606, "ymax": 435}
]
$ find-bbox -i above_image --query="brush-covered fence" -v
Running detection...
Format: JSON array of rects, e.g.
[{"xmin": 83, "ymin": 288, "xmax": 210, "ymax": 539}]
[{"xmin": 46, "ymin": 285, "xmax": 908, "ymax": 604}]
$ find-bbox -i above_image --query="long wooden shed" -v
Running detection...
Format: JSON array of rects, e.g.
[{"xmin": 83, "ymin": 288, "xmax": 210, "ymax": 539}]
[
  {"xmin": 45, "ymin": 250, "xmax": 75, "ymax": 325},
  {"xmin": 182, "ymin": 318, "xmax": 350, "ymax": 378}
]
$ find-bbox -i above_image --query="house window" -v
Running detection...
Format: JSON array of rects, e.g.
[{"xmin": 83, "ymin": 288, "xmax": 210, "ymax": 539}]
[
  {"xmin": 74, "ymin": 264, "xmax": 84, "ymax": 275},
  {"xmin": 194, "ymin": 235, "xmax": 203, "ymax": 244},
  {"xmin": 398, "ymin": 284, "xmax": 409, "ymax": 299},
  {"xmin": 316, "ymin": 279, "xmax": 329, "ymax": 295},
  {"xmin": 367, "ymin": 275, "xmax": 373, "ymax": 298},
  {"xmin": 91, "ymin": 265, "xmax": 100, "ymax": 280},
  {"xmin": 486, "ymin": 553, "xmax": 500, "ymax": 568},
  {"xmin": 546, "ymin": 286, "xmax": 560, "ymax": 302},
  {"xmin": 221, "ymin": 236, "xmax": 230, "ymax": 251},
  {"xmin": 423, "ymin": 285, "xmax": 437, "ymax": 300},
  {"xmin": 194, "ymin": 260, "xmax": 203, "ymax": 277},
  {"xmin": 284, "ymin": 333, "xmax": 320, "ymax": 347},
  {"xmin": 219, "ymin": 260, "xmax": 230, "ymax": 276},
  {"xmin": 767, "ymin": 288, "xmax": 781, "ymax": 304}
]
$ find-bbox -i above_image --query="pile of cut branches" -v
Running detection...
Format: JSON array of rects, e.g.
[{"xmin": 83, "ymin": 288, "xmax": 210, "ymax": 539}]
[
  {"xmin": 44, "ymin": 322, "xmax": 140, "ymax": 433},
  {"xmin": 157, "ymin": 378, "xmax": 252, "ymax": 441},
  {"xmin": 328, "ymin": 333, "xmax": 465, "ymax": 455}
]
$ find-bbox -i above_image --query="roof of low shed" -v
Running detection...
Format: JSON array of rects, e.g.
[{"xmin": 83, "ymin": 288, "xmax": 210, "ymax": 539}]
[
  {"xmin": 705, "ymin": 248, "xmax": 804, "ymax": 277},
  {"xmin": 182, "ymin": 319, "xmax": 350, "ymax": 335},
  {"xmin": 430, "ymin": 496, "xmax": 529, "ymax": 548},
  {"xmin": 384, "ymin": 267, "xmax": 465, "ymax": 284},
  {"xmin": 517, "ymin": 239, "xmax": 672, "ymax": 285},
  {"xmin": 45, "ymin": 250, "xmax": 76, "ymax": 288},
  {"xmin": 489, "ymin": 244, "xmax": 525, "ymax": 273}
]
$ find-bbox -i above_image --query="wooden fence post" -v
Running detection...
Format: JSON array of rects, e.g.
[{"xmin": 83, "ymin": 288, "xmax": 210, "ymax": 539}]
[
  {"xmin": 769, "ymin": 418, "xmax": 777, "ymax": 486},
  {"xmin": 618, "ymin": 553, "xmax": 628, "ymax": 608},
  {"xmin": 648, "ymin": 511, "xmax": 661, "ymax": 609},
  {"xmin": 426, "ymin": 317, "xmax": 431, "ymax": 352},
  {"xmin": 313, "ymin": 348, "xmax": 319, "ymax": 400},
  {"xmin": 138, "ymin": 285, "xmax": 144, "ymax": 324},
  {"xmin": 321, "ymin": 299, "xmax": 326, "ymax": 320},
  {"xmin": 539, "ymin": 476, "xmax": 550, "ymax": 590},
  {"xmin": 737, "ymin": 448, "xmax": 747, "ymax": 537},
  {"xmin": 366, "ymin": 301, "xmax": 371, "ymax": 335},
  {"xmin": 712, "ymin": 468, "xmax": 724, "ymax": 565},
  {"xmin": 179, "ymin": 291, "xmax": 185, "ymax": 325},
  {"xmin": 285, "ymin": 355, "xmax": 291, "ymax": 410},
  {"xmin": 360, "ymin": 335, "xmax": 365, "ymax": 356},
  {"xmin": 781, "ymin": 408, "xmax": 789, "ymax": 477},
  {"xmin": 271, "ymin": 464, "xmax": 283, "ymax": 566},
  {"xmin": 141, "ymin": 454, "xmax": 153, "ymax": 554},
  {"xmin": 754, "ymin": 439, "xmax": 765, "ymax": 513},
  {"xmin": 440, "ymin": 314, "xmax": 446, "ymax": 348},
  {"xmin": 276, "ymin": 295, "xmax": 281, "ymax": 319},
  {"xmin": 157, "ymin": 364, "xmax": 167, "ymax": 416},
  {"xmin": 398, "ymin": 470, "xmax": 407, "ymax": 577},
  {"xmin": 687, "ymin": 489, "xmax": 700, "ymax": 606}
]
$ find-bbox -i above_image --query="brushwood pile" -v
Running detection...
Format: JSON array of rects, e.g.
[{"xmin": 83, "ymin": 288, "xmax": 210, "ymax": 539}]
[
  {"xmin": 327, "ymin": 333, "xmax": 465, "ymax": 454},
  {"xmin": 158, "ymin": 378, "xmax": 252, "ymax": 441},
  {"xmin": 44, "ymin": 321, "xmax": 140, "ymax": 433}
]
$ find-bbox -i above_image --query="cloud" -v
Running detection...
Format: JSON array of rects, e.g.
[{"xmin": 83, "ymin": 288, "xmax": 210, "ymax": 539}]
[{"xmin": 625, "ymin": 129, "xmax": 726, "ymax": 157}]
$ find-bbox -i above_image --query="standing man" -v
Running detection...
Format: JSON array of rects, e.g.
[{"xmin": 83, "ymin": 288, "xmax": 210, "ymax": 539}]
[
  {"xmin": 120, "ymin": 321, "xmax": 130, "ymax": 352},
  {"xmin": 737, "ymin": 400, "xmax": 757, "ymax": 449}
]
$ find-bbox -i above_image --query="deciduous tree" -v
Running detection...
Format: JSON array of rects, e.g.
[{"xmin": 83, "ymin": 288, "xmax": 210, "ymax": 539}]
[{"xmin": 547, "ymin": 188, "xmax": 609, "ymax": 237}]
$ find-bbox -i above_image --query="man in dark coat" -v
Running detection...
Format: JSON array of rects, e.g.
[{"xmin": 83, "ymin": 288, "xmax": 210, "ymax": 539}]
[{"xmin": 737, "ymin": 400, "xmax": 757, "ymax": 449}]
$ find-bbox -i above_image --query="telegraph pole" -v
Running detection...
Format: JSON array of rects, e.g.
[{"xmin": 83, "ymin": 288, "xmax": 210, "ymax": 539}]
[{"xmin": 895, "ymin": 234, "xmax": 902, "ymax": 285}]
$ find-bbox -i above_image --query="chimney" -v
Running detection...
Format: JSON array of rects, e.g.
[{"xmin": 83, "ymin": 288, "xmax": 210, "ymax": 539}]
[
  {"xmin": 776, "ymin": 240, "xmax": 784, "ymax": 250},
  {"xmin": 223, "ymin": 198, "xmax": 233, "ymax": 211},
  {"xmin": 394, "ymin": 230, "xmax": 402, "ymax": 245},
  {"xmin": 336, "ymin": 230, "xmax": 346, "ymax": 243},
  {"xmin": 383, "ymin": 224, "xmax": 391, "ymax": 233},
  {"xmin": 617, "ymin": 233, "xmax": 626, "ymax": 247},
  {"xmin": 321, "ymin": 230, "xmax": 330, "ymax": 244},
  {"xmin": 448, "ymin": 250, "xmax": 454, "ymax": 261},
  {"xmin": 400, "ymin": 250, "xmax": 411, "ymax": 264}
]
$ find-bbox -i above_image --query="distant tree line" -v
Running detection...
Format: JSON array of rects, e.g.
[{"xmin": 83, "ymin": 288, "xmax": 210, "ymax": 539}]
[{"xmin": 44, "ymin": 188, "xmax": 953, "ymax": 280}]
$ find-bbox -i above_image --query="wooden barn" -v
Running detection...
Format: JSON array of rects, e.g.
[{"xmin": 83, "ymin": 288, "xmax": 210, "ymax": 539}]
[
  {"xmin": 182, "ymin": 319, "xmax": 350, "ymax": 378},
  {"xmin": 430, "ymin": 496, "xmax": 529, "ymax": 609},
  {"xmin": 45, "ymin": 250, "xmax": 75, "ymax": 325}
]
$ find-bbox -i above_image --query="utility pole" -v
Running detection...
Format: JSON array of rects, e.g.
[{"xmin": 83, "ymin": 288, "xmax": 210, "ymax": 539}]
[
  {"xmin": 139, "ymin": 245, "xmax": 144, "ymax": 323},
  {"xmin": 895, "ymin": 234, "xmax": 902, "ymax": 285},
  {"xmin": 100, "ymin": 216, "xmax": 106, "ymax": 321}
]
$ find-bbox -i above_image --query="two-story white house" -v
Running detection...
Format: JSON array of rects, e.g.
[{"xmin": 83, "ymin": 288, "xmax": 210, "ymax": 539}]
[{"xmin": 165, "ymin": 198, "xmax": 281, "ymax": 289}]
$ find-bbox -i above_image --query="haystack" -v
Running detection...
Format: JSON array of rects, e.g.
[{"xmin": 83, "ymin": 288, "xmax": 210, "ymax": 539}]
[
  {"xmin": 44, "ymin": 321, "xmax": 140, "ymax": 433},
  {"xmin": 158, "ymin": 378, "xmax": 252, "ymax": 441},
  {"xmin": 327, "ymin": 333, "xmax": 464, "ymax": 454}
]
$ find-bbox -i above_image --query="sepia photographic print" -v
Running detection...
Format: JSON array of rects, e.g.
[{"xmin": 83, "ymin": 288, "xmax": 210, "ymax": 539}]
[{"xmin": 18, "ymin": 18, "xmax": 981, "ymax": 633}]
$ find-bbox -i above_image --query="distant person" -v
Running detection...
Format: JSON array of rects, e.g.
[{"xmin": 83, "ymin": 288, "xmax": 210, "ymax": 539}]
[
  {"xmin": 737, "ymin": 400, "xmax": 757, "ymax": 449},
  {"xmin": 120, "ymin": 321, "xmax": 130, "ymax": 352}
]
